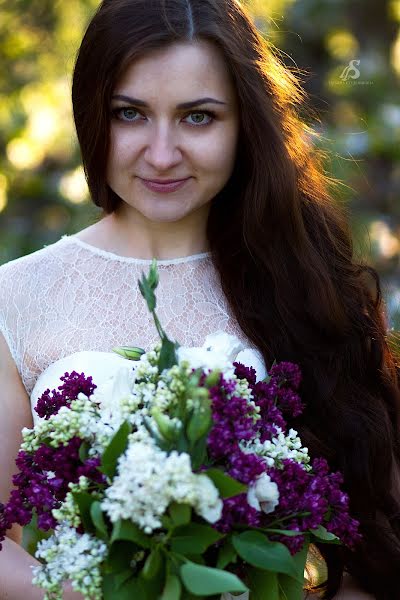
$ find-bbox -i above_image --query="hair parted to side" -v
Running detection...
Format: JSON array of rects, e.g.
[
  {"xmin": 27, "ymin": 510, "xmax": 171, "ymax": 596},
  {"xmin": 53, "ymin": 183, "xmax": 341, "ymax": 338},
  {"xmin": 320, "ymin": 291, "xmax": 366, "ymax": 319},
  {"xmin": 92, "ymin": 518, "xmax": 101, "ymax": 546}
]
[{"xmin": 72, "ymin": 1, "xmax": 400, "ymax": 598}]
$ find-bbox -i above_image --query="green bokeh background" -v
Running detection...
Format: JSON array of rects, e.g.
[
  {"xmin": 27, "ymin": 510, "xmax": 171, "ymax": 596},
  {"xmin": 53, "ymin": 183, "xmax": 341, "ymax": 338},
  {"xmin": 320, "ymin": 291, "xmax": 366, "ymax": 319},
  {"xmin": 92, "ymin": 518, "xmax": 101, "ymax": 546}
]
[
  {"xmin": 0, "ymin": 0, "xmax": 399, "ymax": 330},
  {"xmin": 0, "ymin": 0, "xmax": 399, "ymax": 554}
]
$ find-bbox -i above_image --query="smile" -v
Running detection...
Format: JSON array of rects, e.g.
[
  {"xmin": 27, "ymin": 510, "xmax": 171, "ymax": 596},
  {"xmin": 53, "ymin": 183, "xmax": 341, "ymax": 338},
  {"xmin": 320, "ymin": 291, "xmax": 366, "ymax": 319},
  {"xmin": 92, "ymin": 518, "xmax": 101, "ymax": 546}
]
[{"xmin": 139, "ymin": 178, "xmax": 191, "ymax": 194}]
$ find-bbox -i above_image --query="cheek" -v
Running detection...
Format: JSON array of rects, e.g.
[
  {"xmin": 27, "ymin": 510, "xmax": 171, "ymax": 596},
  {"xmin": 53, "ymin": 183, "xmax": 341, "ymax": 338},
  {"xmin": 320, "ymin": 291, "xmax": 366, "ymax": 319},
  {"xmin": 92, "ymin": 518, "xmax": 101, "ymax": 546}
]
[
  {"xmin": 107, "ymin": 129, "xmax": 140, "ymax": 170},
  {"xmin": 196, "ymin": 128, "xmax": 238, "ymax": 178}
]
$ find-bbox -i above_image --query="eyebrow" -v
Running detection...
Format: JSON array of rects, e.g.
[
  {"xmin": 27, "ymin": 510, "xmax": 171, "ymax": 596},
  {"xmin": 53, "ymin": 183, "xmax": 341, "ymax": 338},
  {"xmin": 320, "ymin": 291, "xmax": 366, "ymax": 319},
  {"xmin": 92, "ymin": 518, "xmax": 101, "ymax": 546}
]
[{"xmin": 111, "ymin": 95, "xmax": 228, "ymax": 109}]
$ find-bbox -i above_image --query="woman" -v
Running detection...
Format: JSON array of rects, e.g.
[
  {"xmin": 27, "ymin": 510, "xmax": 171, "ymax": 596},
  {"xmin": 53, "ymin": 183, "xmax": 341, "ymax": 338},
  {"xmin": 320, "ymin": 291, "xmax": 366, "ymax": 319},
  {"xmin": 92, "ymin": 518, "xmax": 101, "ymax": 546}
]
[{"xmin": 0, "ymin": 1, "xmax": 399, "ymax": 598}]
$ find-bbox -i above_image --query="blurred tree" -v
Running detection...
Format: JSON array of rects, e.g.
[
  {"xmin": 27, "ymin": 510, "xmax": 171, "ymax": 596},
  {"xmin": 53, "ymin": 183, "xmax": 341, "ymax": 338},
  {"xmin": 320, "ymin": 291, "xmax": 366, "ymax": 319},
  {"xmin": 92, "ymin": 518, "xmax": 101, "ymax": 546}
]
[
  {"xmin": 0, "ymin": 0, "xmax": 399, "ymax": 330},
  {"xmin": 246, "ymin": 0, "xmax": 400, "ymax": 332},
  {"xmin": 0, "ymin": 0, "xmax": 100, "ymax": 263}
]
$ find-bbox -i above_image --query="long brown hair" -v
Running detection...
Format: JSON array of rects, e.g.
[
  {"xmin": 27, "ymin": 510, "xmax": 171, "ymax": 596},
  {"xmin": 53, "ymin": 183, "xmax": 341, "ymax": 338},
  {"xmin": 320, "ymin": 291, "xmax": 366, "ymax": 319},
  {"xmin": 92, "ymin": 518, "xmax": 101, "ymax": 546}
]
[{"xmin": 72, "ymin": 1, "xmax": 400, "ymax": 597}]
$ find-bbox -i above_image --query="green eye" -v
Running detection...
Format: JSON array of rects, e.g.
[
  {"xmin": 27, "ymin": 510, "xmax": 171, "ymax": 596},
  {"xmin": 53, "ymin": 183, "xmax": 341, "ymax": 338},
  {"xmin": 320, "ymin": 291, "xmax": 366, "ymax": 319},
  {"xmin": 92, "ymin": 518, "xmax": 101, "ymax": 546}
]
[
  {"xmin": 121, "ymin": 108, "xmax": 138, "ymax": 121},
  {"xmin": 186, "ymin": 112, "xmax": 214, "ymax": 126},
  {"xmin": 190, "ymin": 113, "xmax": 206, "ymax": 123}
]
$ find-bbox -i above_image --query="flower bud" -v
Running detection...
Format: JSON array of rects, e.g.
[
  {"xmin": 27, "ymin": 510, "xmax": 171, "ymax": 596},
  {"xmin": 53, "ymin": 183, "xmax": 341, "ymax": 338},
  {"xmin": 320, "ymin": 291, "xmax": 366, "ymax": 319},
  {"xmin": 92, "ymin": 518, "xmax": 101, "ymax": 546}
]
[
  {"xmin": 112, "ymin": 346, "xmax": 145, "ymax": 360},
  {"xmin": 204, "ymin": 370, "xmax": 221, "ymax": 387},
  {"xmin": 148, "ymin": 260, "xmax": 160, "ymax": 290},
  {"xmin": 151, "ymin": 409, "xmax": 181, "ymax": 442},
  {"xmin": 186, "ymin": 396, "xmax": 212, "ymax": 443}
]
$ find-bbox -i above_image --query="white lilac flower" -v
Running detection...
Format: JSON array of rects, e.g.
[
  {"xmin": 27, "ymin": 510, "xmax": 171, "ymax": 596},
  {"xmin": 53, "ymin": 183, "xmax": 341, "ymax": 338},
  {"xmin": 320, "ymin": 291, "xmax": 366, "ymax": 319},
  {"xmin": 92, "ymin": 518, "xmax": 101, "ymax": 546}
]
[
  {"xmin": 240, "ymin": 428, "xmax": 310, "ymax": 469},
  {"xmin": 235, "ymin": 347, "xmax": 268, "ymax": 382},
  {"xmin": 193, "ymin": 474, "xmax": 223, "ymax": 523},
  {"xmin": 52, "ymin": 476, "xmax": 93, "ymax": 528},
  {"xmin": 32, "ymin": 522, "xmax": 107, "ymax": 600},
  {"xmin": 247, "ymin": 473, "xmax": 280, "ymax": 514},
  {"xmin": 91, "ymin": 364, "xmax": 138, "ymax": 418},
  {"xmin": 134, "ymin": 348, "xmax": 160, "ymax": 380},
  {"xmin": 101, "ymin": 442, "xmax": 221, "ymax": 534},
  {"xmin": 21, "ymin": 396, "xmax": 100, "ymax": 453},
  {"xmin": 202, "ymin": 331, "xmax": 245, "ymax": 361},
  {"xmin": 177, "ymin": 331, "xmax": 244, "ymax": 378}
]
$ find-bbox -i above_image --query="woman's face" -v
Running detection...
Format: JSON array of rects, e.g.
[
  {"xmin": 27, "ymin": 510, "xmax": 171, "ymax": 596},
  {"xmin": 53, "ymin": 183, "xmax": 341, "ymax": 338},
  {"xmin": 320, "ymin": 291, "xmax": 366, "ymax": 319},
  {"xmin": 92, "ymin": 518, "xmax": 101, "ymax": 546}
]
[{"xmin": 107, "ymin": 40, "xmax": 239, "ymax": 223}]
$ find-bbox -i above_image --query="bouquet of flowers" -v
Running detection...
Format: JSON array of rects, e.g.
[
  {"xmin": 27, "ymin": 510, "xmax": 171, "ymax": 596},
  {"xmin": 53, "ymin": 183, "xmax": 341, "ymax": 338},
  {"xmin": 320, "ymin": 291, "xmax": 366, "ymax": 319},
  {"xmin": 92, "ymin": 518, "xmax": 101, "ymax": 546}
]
[{"xmin": 0, "ymin": 261, "xmax": 360, "ymax": 600}]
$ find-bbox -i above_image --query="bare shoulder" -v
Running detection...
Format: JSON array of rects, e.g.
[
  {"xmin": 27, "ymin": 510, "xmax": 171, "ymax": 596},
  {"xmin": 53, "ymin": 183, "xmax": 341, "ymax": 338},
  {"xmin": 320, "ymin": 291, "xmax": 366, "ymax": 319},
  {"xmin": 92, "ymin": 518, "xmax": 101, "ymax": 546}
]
[{"xmin": 0, "ymin": 330, "xmax": 32, "ymax": 544}]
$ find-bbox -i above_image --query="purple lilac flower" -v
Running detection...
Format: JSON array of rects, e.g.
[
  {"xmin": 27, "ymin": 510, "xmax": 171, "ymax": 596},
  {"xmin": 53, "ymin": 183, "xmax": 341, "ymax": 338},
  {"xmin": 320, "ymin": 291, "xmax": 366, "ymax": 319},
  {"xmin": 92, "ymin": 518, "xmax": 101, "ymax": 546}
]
[
  {"xmin": 232, "ymin": 362, "xmax": 257, "ymax": 386},
  {"xmin": 269, "ymin": 362, "xmax": 302, "ymax": 390},
  {"xmin": 266, "ymin": 458, "xmax": 361, "ymax": 553},
  {"xmin": 252, "ymin": 381, "xmax": 287, "ymax": 442},
  {"xmin": 228, "ymin": 450, "xmax": 265, "ymax": 485},
  {"xmin": 312, "ymin": 458, "xmax": 361, "ymax": 548},
  {"xmin": 275, "ymin": 387, "xmax": 304, "ymax": 418},
  {"xmin": 208, "ymin": 360, "xmax": 360, "ymax": 553},
  {"xmin": 0, "ymin": 437, "xmax": 103, "ymax": 549},
  {"xmin": 216, "ymin": 494, "xmax": 261, "ymax": 533},
  {"xmin": 207, "ymin": 375, "xmax": 258, "ymax": 461},
  {"xmin": 35, "ymin": 371, "xmax": 97, "ymax": 420}
]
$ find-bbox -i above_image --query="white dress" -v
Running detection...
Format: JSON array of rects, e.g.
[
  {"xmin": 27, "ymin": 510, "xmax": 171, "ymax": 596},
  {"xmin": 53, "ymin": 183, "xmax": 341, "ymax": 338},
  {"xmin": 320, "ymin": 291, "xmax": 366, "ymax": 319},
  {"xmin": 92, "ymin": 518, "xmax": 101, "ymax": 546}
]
[
  {"xmin": 0, "ymin": 234, "xmax": 264, "ymax": 408},
  {"xmin": 0, "ymin": 233, "xmax": 264, "ymax": 599}
]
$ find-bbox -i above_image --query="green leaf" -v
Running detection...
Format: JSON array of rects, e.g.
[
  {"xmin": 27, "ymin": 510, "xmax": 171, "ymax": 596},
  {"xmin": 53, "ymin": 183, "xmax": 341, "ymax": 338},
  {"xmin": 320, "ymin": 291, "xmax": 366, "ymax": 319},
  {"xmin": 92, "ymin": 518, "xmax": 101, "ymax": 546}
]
[
  {"xmin": 291, "ymin": 540, "xmax": 309, "ymax": 575},
  {"xmin": 158, "ymin": 337, "xmax": 178, "ymax": 373},
  {"xmin": 171, "ymin": 523, "xmax": 224, "ymax": 554},
  {"xmin": 139, "ymin": 275, "xmax": 156, "ymax": 312},
  {"xmin": 116, "ymin": 576, "xmax": 145, "ymax": 600},
  {"xmin": 142, "ymin": 549, "xmax": 162, "ymax": 580},
  {"xmin": 310, "ymin": 525, "xmax": 340, "ymax": 544},
  {"xmin": 180, "ymin": 562, "xmax": 247, "ymax": 596},
  {"xmin": 101, "ymin": 421, "xmax": 130, "ymax": 478},
  {"xmin": 190, "ymin": 436, "xmax": 208, "ymax": 471},
  {"xmin": 185, "ymin": 555, "xmax": 205, "ymax": 565},
  {"xmin": 247, "ymin": 567, "xmax": 279, "ymax": 600},
  {"xmin": 104, "ymin": 541, "xmax": 138, "ymax": 573},
  {"xmin": 216, "ymin": 538, "xmax": 237, "ymax": 569},
  {"xmin": 71, "ymin": 491, "xmax": 96, "ymax": 533},
  {"xmin": 232, "ymin": 531, "xmax": 300, "ymax": 580},
  {"xmin": 169, "ymin": 503, "xmax": 192, "ymax": 527},
  {"xmin": 78, "ymin": 440, "xmax": 90, "ymax": 463},
  {"xmin": 103, "ymin": 574, "xmax": 145, "ymax": 599},
  {"xmin": 111, "ymin": 519, "xmax": 151, "ymax": 548},
  {"xmin": 90, "ymin": 501, "xmax": 109, "ymax": 541},
  {"xmin": 262, "ymin": 528, "xmax": 305, "ymax": 537},
  {"xmin": 102, "ymin": 574, "xmax": 116, "ymax": 599},
  {"xmin": 160, "ymin": 573, "xmax": 182, "ymax": 600},
  {"xmin": 278, "ymin": 574, "xmax": 304, "ymax": 600},
  {"xmin": 204, "ymin": 469, "xmax": 247, "ymax": 498},
  {"xmin": 114, "ymin": 570, "xmax": 135, "ymax": 591}
]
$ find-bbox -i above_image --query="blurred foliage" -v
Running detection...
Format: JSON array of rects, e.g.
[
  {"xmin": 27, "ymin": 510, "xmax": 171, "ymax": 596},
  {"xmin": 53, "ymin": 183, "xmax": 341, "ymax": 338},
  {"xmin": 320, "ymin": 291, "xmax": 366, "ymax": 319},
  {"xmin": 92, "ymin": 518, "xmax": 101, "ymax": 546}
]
[
  {"xmin": 0, "ymin": 0, "xmax": 399, "ymax": 329},
  {"xmin": 246, "ymin": 0, "xmax": 400, "ymax": 336}
]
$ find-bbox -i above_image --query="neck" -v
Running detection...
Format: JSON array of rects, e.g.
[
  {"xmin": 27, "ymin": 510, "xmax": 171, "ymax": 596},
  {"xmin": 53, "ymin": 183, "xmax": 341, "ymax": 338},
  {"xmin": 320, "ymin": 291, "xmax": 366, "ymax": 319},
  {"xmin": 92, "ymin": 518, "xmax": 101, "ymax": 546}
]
[{"xmin": 98, "ymin": 204, "xmax": 210, "ymax": 260}]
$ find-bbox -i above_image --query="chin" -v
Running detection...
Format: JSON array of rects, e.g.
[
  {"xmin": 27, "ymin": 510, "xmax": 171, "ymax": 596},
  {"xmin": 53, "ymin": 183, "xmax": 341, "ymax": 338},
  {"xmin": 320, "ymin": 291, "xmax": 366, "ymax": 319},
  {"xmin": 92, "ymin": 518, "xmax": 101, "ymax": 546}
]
[
  {"xmin": 136, "ymin": 198, "xmax": 204, "ymax": 223},
  {"xmin": 143, "ymin": 210, "xmax": 193, "ymax": 224}
]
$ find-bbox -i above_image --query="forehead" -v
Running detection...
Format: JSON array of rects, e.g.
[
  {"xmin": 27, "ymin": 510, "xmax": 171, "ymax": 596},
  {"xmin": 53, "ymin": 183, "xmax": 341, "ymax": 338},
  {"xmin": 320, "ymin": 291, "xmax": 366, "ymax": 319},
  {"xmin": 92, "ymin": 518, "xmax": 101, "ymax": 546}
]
[{"xmin": 114, "ymin": 40, "xmax": 235, "ymax": 101}]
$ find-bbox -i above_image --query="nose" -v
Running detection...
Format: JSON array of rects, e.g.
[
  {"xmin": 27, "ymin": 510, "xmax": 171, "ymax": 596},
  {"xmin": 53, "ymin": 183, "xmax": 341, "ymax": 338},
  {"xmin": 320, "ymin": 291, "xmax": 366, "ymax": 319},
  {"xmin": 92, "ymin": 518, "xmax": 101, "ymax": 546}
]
[{"xmin": 143, "ymin": 122, "xmax": 183, "ymax": 172}]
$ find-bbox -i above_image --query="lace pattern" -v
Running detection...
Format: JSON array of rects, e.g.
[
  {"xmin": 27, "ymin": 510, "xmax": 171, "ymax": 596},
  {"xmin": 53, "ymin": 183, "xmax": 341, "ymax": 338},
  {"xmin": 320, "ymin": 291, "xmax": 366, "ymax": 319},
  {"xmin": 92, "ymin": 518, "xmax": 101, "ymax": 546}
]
[{"xmin": 0, "ymin": 235, "xmax": 254, "ymax": 396}]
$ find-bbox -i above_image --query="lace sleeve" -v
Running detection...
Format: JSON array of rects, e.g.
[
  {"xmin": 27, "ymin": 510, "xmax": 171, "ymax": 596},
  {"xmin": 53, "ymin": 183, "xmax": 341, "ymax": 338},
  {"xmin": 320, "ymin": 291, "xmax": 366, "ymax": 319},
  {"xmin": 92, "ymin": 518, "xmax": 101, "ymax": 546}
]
[{"xmin": 0, "ymin": 258, "xmax": 23, "ymax": 372}]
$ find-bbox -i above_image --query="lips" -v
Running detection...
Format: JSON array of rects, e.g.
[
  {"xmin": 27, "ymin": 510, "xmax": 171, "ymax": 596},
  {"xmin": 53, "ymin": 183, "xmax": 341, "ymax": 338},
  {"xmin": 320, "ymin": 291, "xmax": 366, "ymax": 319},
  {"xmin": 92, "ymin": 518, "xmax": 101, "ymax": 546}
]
[
  {"xmin": 139, "ymin": 177, "xmax": 191, "ymax": 194},
  {"xmin": 142, "ymin": 178, "xmax": 189, "ymax": 184}
]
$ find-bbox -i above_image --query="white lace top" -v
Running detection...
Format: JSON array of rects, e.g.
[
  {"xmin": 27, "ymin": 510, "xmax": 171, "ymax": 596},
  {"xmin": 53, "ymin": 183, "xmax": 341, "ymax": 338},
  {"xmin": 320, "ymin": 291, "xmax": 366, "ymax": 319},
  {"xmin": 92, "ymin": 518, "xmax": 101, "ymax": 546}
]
[{"xmin": 0, "ymin": 235, "xmax": 254, "ymax": 398}]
